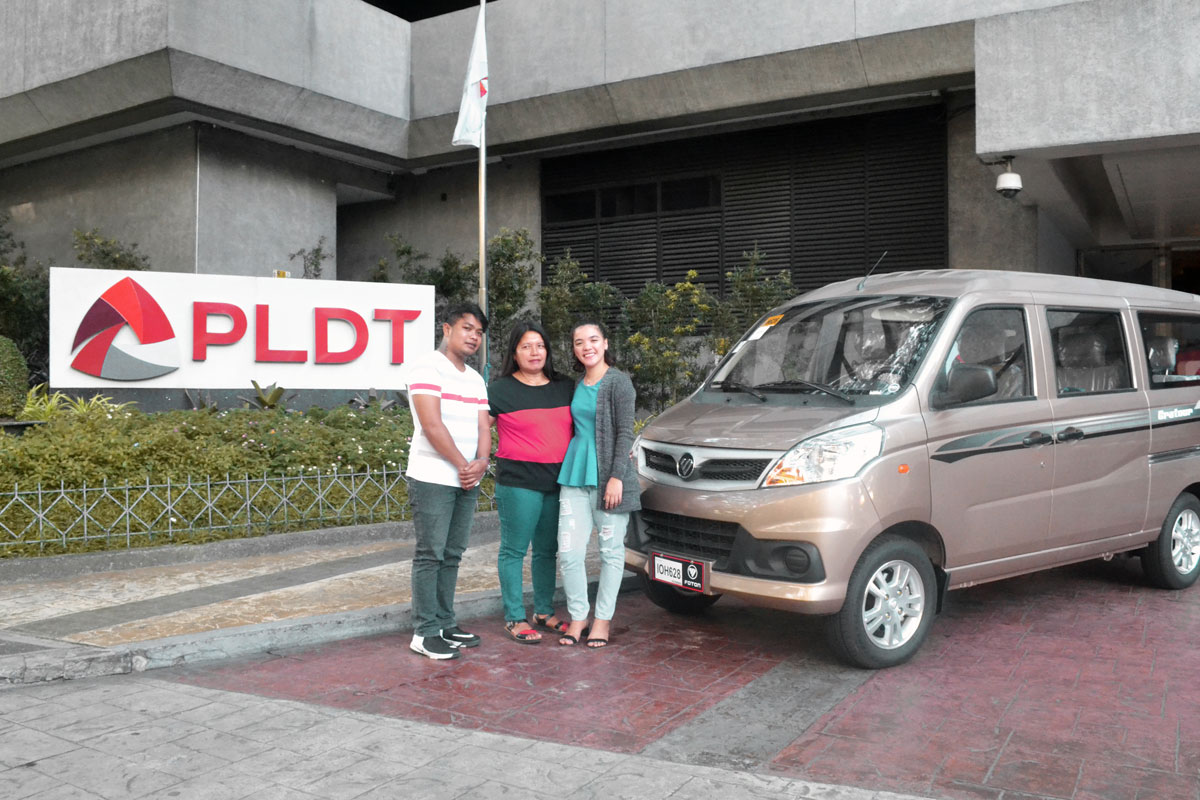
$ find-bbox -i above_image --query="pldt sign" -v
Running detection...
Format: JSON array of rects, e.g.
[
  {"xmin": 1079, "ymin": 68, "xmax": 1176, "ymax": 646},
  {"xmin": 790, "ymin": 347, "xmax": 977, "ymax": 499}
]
[{"xmin": 49, "ymin": 267, "xmax": 434, "ymax": 389}]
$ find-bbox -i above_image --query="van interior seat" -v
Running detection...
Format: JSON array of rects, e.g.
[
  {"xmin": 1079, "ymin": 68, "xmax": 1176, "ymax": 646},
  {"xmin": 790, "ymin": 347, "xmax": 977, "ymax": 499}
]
[
  {"xmin": 1177, "ymin": 348, "xmax": 1200, "ymax": 376},
  {"xmin": 1056, "ymin": 332, "xmax": 1127, "ymax": 393},
  {"xmin": 957, "ymin": 323, "xmax": 1024, "ymax": 398},
  {"xmin": 1146, "ymin": 335, "xmax": 1179, "ymax": 375},
  {"xmin": 843, "ymin": 327, "xmax": 891, "ymax": 381}
]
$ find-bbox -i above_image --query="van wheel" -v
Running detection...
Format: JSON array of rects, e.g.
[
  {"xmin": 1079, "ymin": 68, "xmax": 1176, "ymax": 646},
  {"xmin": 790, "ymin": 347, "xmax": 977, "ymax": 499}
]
[
  {"xmin": 826, "ymin": 535, "xmax": 935, "ymax": 669},
  {"xmin": 1142, "ymin": 493, "xmax": 1200, "ymax": 590},
  {"xmin": 640, "ymin": 573, "xmax": 721, "ymax": 614}
]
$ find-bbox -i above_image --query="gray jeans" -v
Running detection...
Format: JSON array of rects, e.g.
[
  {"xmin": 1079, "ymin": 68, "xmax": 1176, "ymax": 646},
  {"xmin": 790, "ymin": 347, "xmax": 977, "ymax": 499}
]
[{"xmin": 409, "ymin": 478, "xmax": 481, "ymax": 637}]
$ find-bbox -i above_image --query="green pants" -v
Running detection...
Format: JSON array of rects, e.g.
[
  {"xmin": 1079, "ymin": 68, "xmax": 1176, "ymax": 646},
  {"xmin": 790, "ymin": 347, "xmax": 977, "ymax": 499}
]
[
  {"xmin": 495, "ymin": 483, "xmax": 560, "ymax": 623},
  {"xmin": 409, "ymin": 478, "xmax": 481, "ymax": 637}
]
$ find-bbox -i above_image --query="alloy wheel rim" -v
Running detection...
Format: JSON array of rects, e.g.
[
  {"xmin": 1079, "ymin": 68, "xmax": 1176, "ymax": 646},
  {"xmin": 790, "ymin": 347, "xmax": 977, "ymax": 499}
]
[
  {"xmin": 1171, "ymin": 508, "xmax": 1200, "ymax": 575},
  {"xmin": 862, "ymin": 559, "xmax": 925, "ymax": 650}
]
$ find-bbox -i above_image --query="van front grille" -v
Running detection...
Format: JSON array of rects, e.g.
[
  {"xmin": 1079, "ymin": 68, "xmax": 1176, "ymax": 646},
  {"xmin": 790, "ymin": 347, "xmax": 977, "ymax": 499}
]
[
  {"xmin": 639, "ymin": 508, "xmax": 738, "ymax": 566},
  {"xmin": 699, "ymin": 459, "xmax": 771, "ymax": 481},
  {"xmin": 643, "ymin": 449, "xmax": 771, "ymax": 482},
  {"xmin": 644, "ymin": 448, "xmax": 676, "ymax": 475}
]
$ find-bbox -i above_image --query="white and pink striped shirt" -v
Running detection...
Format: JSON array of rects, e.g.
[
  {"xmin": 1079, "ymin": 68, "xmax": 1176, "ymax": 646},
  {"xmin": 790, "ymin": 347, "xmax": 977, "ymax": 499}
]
[{"xmin": 404, "ymin": 350, "xmax": 489, "ymax": 487}]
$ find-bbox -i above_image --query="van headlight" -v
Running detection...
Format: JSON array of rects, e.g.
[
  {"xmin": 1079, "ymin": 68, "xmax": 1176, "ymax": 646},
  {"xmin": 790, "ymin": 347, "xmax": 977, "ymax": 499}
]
[{"xmin": 763, "ymin": 424, "xmax": 884, "ymax": 487}]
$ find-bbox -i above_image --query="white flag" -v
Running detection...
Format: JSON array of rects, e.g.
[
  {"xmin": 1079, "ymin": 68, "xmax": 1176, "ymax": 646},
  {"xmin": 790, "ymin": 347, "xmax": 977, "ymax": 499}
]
[{"xmin": 451, "ymin": 1, "xmax": 488, "ymax": 148}]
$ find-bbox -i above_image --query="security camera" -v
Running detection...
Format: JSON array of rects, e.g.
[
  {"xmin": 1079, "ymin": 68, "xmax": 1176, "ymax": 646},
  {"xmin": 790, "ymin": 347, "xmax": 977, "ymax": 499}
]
[
  {"xmin": 994, "ymin": 156, "xmax": 1022, "ymax": 198},
  {"xmin": 996, "ymin": 170, "xmax": 1022, "ymax": 199}
]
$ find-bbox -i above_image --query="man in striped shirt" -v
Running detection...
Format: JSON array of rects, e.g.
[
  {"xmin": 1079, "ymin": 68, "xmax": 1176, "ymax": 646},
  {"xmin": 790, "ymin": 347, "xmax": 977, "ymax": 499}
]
[{"xmin": 405, "ymin": 303, "xmax": 491, "ymax": 660}]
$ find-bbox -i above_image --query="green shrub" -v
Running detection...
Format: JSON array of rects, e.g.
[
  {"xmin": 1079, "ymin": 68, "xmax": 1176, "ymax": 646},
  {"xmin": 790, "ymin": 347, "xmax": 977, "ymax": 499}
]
[
  {"xmin": 707, "ymin": 246, "xmax": 795, "ymax": 357},
  {"xmin": 624, "ymin": 270, "xmax": 714, "ymax": 413},
  {"xmin": 537, "ymin": 252, "xmax": 620, "ymax": 371},
  {"xmin": 0, "ymin": 403, "xmax": 433, "ymax": 557},
  {"xmin": 0, "ymin": 336, "xmax": 28, "ymax": 418},
  {"xmin": 376, "ymin": 234, "xmax": 477, "ymax": 323},
  {"xmin": 0, "ymin": 214, "xmax": 51, "ymax": 383},
  {"xmin": 0, "ymin": 218, "xmax": 153, "ymax": 384},
  {"xmin": 0, "ymin": 405, "xmax": 415, "ymax": 489},
  {"xmin": 485, "ymin": 228, "xmax": 541, "ymax": 361},
  {"xmin": 289, "ymin": 235, "xmax": 332, "ymax": 279},
  {"xmin": 72, "ymin": 228, "xmax": 150, "ymax": 271}
]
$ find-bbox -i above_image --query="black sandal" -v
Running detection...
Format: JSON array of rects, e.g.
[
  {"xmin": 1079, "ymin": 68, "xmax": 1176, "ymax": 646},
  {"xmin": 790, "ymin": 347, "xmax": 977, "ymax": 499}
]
[
  {"xmin": 505, "ymin": 620, "xmax": 541, "ymax": 645},
  {"xmin": 533, "ymin": 614, "xmax": 569, "ymax": 634},
  {"xmin": 557, "ymin": 624, "xmax": 590, "ymax": 647}
]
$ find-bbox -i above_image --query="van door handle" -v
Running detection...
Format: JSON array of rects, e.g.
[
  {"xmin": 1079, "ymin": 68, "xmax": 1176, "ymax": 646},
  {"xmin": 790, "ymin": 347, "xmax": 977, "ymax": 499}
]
[
  {"xmin": 1022, "ymin": 431, "xmax": 1054, "ymax": 447},
  {"xmin": 1057, "ymin": 426, "xmax": 1085, "ymax": 442}
]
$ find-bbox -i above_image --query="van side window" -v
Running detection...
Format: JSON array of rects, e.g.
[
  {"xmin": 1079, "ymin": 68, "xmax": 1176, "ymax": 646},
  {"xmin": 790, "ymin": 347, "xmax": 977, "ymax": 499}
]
[
  {"xmin": 1137, "ymin": 312, "xmax": 1200, "ymax": 388},
  {"xmin": 1046, "ymin": 309, "xmax": 1132, "ymax": 395},
  {"xmin": 940, "ymin": 307, "xmax": 1031, "ymax": 404}
]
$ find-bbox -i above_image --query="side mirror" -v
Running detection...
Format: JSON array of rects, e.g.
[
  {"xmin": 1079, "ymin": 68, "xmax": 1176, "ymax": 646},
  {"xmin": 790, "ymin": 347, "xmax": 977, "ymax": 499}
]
[{"xmin": 931, "ymin": 364, "xmax": 997, "ymax": 408}]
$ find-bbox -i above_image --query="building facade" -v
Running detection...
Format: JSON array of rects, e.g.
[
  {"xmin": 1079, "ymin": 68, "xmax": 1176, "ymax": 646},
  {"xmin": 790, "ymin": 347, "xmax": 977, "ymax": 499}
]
[{"xmin": 2, "ymin": 0, "xmax": 1198, "ymax": 299}]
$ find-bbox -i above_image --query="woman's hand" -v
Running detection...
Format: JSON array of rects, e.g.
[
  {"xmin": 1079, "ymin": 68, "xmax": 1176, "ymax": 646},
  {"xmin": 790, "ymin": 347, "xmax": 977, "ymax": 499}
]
[{"xmin": 603, "ymin": 476, "xmax": 623, "ymax": 509}]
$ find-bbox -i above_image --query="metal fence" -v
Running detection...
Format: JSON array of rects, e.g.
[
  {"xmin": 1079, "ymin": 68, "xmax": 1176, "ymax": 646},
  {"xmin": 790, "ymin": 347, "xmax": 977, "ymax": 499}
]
[{"xmin": 0, "ymin": 468, "xmax": 498, "ymax": 556}]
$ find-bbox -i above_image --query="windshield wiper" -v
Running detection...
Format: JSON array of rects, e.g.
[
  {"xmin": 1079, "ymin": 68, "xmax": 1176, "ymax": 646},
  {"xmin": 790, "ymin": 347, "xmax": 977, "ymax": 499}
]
[
  {"xmin": 711, "ymin": 380, "xmax": 767, "ymax": 402},
  {"xmin": 752, "ymin": 380, "xmax": 853, "ymax": 404}
]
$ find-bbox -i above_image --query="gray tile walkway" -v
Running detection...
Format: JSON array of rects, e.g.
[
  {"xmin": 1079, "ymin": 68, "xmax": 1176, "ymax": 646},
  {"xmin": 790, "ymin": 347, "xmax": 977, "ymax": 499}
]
[{"xmin": 0, "ymin": 673, "xmax": 932, "ymax": 800}]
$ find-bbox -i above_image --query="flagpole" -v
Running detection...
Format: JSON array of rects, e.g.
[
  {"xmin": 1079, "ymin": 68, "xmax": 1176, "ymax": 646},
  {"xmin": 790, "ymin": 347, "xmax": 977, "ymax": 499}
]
[
  {"xmin": 452, "ymin": 0, "xmax": 489, "ymax": 378},
  {"xmin": 478, "ymin": 119, "xmax": 488, "ymax": 380}
]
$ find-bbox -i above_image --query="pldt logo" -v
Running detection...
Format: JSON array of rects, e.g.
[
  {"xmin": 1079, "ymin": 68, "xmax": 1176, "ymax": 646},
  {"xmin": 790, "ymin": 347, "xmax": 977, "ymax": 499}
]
[{"xmin": 70, "ymin": 277, "xmax": 180, "ymax": 380}]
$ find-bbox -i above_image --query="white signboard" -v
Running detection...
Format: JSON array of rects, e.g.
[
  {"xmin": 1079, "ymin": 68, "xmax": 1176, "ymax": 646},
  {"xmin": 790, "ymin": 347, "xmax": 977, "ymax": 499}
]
[{"xmin": 49, "ymin": 268, "xmax": 435, "ymax": 390}]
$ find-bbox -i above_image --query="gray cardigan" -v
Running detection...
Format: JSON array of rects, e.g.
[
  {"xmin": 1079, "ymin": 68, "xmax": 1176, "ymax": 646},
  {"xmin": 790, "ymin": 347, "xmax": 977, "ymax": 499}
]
[{"xmin": 588, "ymin": 368, "xmax": 641, "ymax": 513}]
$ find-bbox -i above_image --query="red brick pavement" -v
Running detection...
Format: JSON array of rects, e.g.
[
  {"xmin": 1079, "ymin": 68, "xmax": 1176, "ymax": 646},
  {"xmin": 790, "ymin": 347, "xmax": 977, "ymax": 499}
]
[
  {"xmin": 772, "ymin": 560, "xmax": 1200, "ymax": 800},
  {"xmin": 166, "ymin": 558, "xmax": 1200, "ymax": 800}
]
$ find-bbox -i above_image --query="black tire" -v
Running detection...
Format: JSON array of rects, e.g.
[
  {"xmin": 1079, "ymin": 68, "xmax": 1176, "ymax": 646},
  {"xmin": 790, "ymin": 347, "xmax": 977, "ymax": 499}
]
[
  {"xmin": 1142, "ymin": 493, "xmax": 1200, "ymax": 590},
  {"xmin": 640, "ymin": 572, "xmax": 721, "ymax": 614},
  {"xmin": 826, "ymin": 535, "xmax": 936, "ymax": 669}
]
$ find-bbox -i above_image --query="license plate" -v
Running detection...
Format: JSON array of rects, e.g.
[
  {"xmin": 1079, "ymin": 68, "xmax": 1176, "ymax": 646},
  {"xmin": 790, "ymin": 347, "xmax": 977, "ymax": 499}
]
[{"xmin": 650, "ymin": 552, "xmax": 705, "ymax": 592}]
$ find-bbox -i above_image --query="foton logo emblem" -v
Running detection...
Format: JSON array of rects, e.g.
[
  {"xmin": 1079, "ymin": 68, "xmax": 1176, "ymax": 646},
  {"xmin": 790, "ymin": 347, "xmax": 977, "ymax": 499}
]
[{"xmin": 70, "ymin": 278, "xmax": 180, "ymax": 380}]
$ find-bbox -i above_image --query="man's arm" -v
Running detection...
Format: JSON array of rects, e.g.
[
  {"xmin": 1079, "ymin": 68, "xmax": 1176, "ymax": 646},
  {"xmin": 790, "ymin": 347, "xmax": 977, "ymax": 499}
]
[
  {"xmin": 458, "ymin": 408, "xmax": 492, "ymax": 488},
  {"xmin": 412, "ymin": 394, "xmax": 469, "ymax": 470},
  {"xmin": 477, "ymin": 409, "xmax": 491, "ymax": 459}
]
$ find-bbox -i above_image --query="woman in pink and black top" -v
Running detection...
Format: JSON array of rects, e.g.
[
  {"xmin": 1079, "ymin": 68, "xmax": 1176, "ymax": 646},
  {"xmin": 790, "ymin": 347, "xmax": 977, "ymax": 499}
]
[{"xmin": 489, "ymin": 321, "xmax": 575, "ymax": 643}]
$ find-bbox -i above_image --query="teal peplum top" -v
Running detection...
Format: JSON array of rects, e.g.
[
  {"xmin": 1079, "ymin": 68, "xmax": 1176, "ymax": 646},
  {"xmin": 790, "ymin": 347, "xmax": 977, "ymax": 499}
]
[{"xmin": 557, "ymin": 380, "xmax": 600, "ymax": 487}]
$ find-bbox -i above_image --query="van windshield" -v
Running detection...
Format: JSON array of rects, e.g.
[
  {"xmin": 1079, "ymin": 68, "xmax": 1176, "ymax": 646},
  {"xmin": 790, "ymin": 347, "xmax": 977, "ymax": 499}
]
[{"xmin": 706, "ymin": 295, "xmax": 952, "ymax": 404}]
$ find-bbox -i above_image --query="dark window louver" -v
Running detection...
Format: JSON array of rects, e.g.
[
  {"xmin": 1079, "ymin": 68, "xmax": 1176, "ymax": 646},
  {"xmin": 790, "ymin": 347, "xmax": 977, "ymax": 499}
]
[{"xmin": 542, "ymin": 105, "xmax": 947, "ymax": 297}]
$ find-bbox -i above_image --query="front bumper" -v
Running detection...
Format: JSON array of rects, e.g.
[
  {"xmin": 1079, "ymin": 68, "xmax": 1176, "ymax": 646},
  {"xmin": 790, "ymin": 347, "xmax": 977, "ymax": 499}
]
[{"xmin": 625, "ymin": 477, "xmax": 884, "ymax": 615}]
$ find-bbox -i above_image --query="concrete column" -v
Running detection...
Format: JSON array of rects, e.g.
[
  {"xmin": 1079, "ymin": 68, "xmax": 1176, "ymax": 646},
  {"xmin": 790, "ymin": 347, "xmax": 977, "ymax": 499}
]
[
  {"xmin": 0, "ymin": 126, "xmax": 197, "ymax": 272},
  {"xmin": 337, "ymin": 158, "xmax": 541, "ymax": 284},
  {"xmin": 947, "ymin": 105, "xmax": 1038, "ymax": 271},
  {"xmin": 195, "ymin": 126, "xmax": 338, "ymax": 279}
]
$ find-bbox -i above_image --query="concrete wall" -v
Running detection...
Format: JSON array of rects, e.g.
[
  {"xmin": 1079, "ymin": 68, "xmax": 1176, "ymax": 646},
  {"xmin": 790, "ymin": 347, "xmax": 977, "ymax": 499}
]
[
  {"xmin": 196, "ymin": 127, "xmax": 339, "ymax": 278},
  {"xmin": 408, "ymin": 1, "xmax": 980, "ymax": 159},
  {"xmin": 0, "ymin": 124, "xmax": 343, "ymax": 278},
  {"xmin": 0, "ymin": 126, "xmax": 197, "ymax": 272},
  {"xmin": 1036, "ymin": 210, "xmax": 1077, "ymax": 275},
  {"xmin": 168, "ymin": 0, "xmax": 408, "ymax": 119},
  {"xmin": 0, "ymin": 0, "xmax": 410, "ymax": 161},
  {"xmin": 412, "ymin": 0, "xmax": 1076, "ymax": 118},
  {"xmin": 337, "ymin": 158, "xmax": 541, "ymax": 283},
  {"xmin": 947, "ymin": 107, "xmax": 1038, "ymax": 271},
  {"xmin": 976, "ymin": 0, "xmax": 1200, "ymax": 157}
]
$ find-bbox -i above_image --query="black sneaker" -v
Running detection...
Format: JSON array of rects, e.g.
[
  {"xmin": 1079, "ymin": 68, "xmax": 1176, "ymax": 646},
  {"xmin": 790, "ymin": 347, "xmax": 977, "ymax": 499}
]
[
  {"xmin": 440, "ymin": 626, "xmax": 481, "ymax": 648},
  {"xmin": 410, "ymin": 634, "xmax": 461, "ymax": 660}
]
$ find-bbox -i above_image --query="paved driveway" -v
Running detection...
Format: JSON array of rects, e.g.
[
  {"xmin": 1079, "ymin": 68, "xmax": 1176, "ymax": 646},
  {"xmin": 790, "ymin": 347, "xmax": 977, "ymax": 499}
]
[{"xmin": 164, "ymin": 557, "xmax": 1200, "ymax": 800}]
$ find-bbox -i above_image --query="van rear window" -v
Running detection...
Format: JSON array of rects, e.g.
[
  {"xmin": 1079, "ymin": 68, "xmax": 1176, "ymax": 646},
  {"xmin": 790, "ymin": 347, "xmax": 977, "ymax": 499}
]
[{"xmin": 1137, "ymin": 312, "xmax": 1200, "ymax": 389}]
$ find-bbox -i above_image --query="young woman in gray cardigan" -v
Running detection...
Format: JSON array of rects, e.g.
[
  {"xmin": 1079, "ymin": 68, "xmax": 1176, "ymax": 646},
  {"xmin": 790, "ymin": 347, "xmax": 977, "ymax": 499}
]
[{"xmin": 555, "ymin": 321, "xmax": 641, "ymax": 648}]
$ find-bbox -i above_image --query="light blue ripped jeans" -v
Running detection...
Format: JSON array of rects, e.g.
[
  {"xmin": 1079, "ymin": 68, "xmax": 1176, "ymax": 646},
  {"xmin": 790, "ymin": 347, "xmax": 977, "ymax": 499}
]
[{"xmin": 557, "ymin": 485, "xmax": 629, "ymax": 622}]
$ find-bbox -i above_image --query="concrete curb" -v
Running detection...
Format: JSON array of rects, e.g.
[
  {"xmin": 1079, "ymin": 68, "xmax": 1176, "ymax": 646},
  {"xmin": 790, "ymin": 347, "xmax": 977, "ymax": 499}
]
[
  {"xmin": 0, "ymin": 513, "xmax": 501, "ymax": 583},
  {"xmin": 0, "ymin": 573, "xmax": 641, "ymax": 686}
]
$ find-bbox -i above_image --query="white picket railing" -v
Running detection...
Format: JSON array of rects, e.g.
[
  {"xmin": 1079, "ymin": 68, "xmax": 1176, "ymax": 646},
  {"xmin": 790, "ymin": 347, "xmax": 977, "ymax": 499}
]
[{"xmin": 0, "ymin": 468, "xmax": 497, "ymax": 554}]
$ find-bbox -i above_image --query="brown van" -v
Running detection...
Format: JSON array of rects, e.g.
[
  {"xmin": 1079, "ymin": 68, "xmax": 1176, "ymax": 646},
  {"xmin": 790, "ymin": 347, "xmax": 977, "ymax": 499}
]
[{"xmin": 626, "ymin": 270, "xmax": 1200, "ymax": 668}]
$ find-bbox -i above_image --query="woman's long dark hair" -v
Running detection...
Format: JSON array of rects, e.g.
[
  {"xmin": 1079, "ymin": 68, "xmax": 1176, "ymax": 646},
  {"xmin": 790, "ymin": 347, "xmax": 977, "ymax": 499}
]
[
  {"xmin": 570, "ymin": 319, "xmax": 616, "ymax": 372},
  {"xmin": 500, "ymin": 320, "xmax": 557, "ymax": 380}
]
